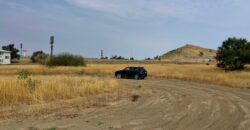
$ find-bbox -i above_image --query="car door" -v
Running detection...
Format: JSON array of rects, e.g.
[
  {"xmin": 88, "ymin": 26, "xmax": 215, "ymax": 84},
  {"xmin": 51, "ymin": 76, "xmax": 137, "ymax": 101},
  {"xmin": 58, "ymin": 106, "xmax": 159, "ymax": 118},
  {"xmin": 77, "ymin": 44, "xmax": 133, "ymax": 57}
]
[
  {"xmin": 129, "ymin": 67, "xmax": 137, "ymax": 78},
  {"xmin": 123, "ymin": 67, "xmax": 130, "ymax": 78}
]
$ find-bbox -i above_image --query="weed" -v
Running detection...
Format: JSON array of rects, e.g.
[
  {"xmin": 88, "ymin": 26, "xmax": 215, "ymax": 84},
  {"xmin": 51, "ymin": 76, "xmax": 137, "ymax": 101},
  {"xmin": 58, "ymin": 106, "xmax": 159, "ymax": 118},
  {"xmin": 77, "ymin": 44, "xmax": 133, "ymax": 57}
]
[
  {"xmin": 131, "ymin": 94, "xmax": 140, "ymax": 102},
  {"xmin": 25, "ymin": 78, "xmax": 41, "ymax": 92},
  {"xmin": 18, "ymin": 70, "xmax": 40, "ymax": 92},
  {"xmin": 46, "ymin": 128, "xmax": 56, "ymax": 130},
  {"xmin": 18, "ymin": 70, "xmax": 29, "ymax": 80}
]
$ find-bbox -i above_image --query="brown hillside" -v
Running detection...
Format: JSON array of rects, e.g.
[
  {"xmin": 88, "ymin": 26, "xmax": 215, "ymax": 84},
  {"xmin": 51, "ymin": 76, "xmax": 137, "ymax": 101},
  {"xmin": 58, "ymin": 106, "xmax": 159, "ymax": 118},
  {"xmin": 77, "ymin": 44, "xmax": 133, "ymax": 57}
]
[{"xmin": 160, "ymin": 44, "xmax": 217, "ymax": 62}]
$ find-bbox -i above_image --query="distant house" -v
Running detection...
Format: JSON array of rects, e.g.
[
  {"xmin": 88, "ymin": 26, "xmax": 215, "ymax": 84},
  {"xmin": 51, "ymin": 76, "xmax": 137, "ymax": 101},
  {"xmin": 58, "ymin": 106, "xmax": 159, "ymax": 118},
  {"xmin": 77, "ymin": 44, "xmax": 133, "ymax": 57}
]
[{"xmin": 0, "ymin": 50, "xmax": 11, "ymax": 64}]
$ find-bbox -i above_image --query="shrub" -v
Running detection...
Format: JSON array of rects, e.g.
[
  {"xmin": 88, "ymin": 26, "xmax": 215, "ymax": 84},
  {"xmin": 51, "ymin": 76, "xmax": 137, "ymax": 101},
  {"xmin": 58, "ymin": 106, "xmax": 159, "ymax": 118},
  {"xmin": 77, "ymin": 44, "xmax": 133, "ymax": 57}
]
[
  {"xmin": 18, "ymin": 70, "xmax": 29, "ymax": 80},
  {"xmin": 46, "ymin": 53, "xmax": 86, "ymax": 67},
  {"xmin": 31, "ymin": 51, "xmax": 48, "ymax": 64},
  {"xmin": 199, "ymin": 52, "xmax": 204, "ymax": 57},
  {"xmin": 216, "ymin": 37, "xmax": 250, "ymax": 70},
  {"xmin": 110, "ymin": 55, "xmax": 127, "ymax": 60},
  {"xmin": 17, "ymin": 70, "xmax": 40, "ymax": 92},
  {"xmin": 131, "ymin": 94, "xmax": 140, "ymax": 102},
  {"xmin": 101, "ymin": 56, "xmax": 109, "ymax": 59},
  {"xmin": 145, "ymin": 57, "xmax": 151, "ymax": 60},
  {"xmin": 154, "ymin": 56, "xmax": 160, "ymax": 60}
]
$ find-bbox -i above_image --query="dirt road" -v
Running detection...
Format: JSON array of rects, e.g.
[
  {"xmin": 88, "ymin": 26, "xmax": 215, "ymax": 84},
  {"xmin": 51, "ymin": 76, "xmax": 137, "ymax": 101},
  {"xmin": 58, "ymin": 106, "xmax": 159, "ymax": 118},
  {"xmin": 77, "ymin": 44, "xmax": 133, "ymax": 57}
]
[{"xmin": 1, "ymin": 78, "xmax": 250, "ymax": 130}]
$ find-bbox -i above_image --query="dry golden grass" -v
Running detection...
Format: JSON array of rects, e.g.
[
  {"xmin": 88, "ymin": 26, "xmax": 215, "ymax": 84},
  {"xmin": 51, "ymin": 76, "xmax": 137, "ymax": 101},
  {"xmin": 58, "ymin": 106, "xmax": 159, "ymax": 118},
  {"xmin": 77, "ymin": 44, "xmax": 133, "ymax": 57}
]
[
  {"xmin": 0, "ymin": 63, "xmax": 249, "ymax": 88},
  {"xmin": 84, "ymin": 63, "xmax": 250, "ymax": 88},
  {"xmin": 0, "ymin": 75, "xmax": 118, "ymax": 105},
  {"xmin": 147, "ymin": 64, "xmax": 250, "ymax": 88}
]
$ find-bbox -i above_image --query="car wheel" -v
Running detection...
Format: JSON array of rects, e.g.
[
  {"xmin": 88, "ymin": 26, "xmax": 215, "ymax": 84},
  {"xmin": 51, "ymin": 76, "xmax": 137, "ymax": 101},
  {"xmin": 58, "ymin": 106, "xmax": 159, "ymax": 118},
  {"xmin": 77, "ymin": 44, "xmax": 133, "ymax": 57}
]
[
  {"xmin": 134, "ymin": 74, "xmax": 139, "ymax": 80},
  {"xmin": 116, "ymin": 74, "xmax": 122, "ymax": 79}
]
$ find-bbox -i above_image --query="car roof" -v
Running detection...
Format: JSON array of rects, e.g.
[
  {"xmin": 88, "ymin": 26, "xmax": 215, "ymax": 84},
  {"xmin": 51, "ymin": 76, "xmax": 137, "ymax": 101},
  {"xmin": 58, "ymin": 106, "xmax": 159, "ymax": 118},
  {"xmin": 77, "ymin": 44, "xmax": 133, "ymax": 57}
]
[
  {"xmin": 126, "ymin": 66, "xmax": 145, "ymax": 69},
  {"xmin": 127, "ymin": 66, "xmax": 143, "ymax": 68}
]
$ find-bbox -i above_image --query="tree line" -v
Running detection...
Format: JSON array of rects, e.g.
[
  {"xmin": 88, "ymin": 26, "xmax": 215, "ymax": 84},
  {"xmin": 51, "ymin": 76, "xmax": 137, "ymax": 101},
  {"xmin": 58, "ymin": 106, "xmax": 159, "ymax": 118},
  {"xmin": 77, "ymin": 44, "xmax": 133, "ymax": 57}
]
[{"xmin": 1, "ymin": 37, "xmax": 250, "ymax": 70}]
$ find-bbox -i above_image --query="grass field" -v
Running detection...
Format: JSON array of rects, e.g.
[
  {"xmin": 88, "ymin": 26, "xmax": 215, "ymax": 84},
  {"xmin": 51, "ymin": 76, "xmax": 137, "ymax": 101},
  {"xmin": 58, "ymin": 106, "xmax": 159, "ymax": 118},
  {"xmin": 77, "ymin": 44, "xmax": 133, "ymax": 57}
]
[
  {"xmin": 0, "ymin": 63, "xmax": 249, "ymax": 88},
  {"xmin": 0, "ymin": 75, "xmax": 118, "ymax": 105},
  {"xmin": 0, "ymin": 74, "xmax": 123, "ymax": 119},
  {"xmin": 0, "ymin": 63, "xmax": 249, "ymax": 119}
]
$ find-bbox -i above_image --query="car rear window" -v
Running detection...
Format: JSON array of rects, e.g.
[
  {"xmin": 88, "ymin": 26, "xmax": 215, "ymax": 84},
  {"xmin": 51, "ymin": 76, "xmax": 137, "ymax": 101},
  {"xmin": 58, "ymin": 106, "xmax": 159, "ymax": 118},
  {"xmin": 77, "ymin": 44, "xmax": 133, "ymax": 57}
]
[{"xmin": 139, "ymin": 67, "xmax": 146, "ymax": 71}]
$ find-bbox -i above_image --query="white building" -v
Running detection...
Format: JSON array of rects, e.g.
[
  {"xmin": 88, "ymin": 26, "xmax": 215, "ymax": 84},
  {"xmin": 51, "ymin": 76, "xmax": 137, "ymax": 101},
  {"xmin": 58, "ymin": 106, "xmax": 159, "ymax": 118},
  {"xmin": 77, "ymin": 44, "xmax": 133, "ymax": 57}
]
[{"xmin": 0, "ymin": 50, "xmax": 11, "ymax": 64}]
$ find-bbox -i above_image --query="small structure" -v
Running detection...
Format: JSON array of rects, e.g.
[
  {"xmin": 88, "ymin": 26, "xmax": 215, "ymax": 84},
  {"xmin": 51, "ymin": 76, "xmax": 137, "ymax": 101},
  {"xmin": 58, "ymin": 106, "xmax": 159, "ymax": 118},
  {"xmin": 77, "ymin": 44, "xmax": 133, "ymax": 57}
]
[
  {"xmin": 22, "ymin": 49, "xmax": 28, "ymax": 57},
  {"xmin": 0, "ymin": 50, "xmax": 11, "ymax": 64}
]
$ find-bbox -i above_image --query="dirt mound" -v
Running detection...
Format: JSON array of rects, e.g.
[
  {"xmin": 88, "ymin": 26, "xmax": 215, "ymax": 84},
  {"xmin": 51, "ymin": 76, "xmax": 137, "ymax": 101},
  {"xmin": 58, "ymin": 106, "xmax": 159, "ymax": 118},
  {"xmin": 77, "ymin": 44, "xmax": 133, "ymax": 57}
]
[{"xmin": 160, "ymin": 44, "xmax": 217, "ymax": 62}]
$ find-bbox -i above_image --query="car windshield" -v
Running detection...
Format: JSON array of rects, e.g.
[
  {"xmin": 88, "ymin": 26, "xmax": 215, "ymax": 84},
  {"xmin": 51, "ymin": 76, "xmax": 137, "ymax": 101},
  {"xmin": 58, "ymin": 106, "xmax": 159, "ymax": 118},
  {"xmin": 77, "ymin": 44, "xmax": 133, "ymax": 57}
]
[
  {"xmin": 124, "ymin": 67, "xmax": 130, "ymax": 71},
  {"xmin": 130, "ymin": 67, "xmax": 136, "ymax": 71}
]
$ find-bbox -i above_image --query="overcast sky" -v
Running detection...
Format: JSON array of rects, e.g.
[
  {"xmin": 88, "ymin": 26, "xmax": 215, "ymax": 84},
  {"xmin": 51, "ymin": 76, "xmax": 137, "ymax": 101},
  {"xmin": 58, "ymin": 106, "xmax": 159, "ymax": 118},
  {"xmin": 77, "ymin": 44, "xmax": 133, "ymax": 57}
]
[{"xmin": 1, "ymin": 0, "xmax": 250, "ymax": 59}]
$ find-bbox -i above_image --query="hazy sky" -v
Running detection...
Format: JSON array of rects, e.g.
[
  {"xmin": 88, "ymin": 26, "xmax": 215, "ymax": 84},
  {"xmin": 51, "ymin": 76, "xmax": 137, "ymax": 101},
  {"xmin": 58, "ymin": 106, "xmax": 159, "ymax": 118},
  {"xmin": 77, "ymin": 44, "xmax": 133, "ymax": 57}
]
[{"xmin": 1, "ymin": 0, "xmax": 250, "ymax": 59}]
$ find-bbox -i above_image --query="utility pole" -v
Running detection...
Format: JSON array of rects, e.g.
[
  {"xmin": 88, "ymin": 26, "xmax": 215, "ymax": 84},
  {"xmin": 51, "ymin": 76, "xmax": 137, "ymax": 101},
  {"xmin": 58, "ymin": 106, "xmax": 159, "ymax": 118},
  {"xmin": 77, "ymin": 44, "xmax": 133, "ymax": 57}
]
[
  {"xmin": 50, "ymin": 36, "xmax": 54, "ymax": 58},
  {"xmin": 20, "ymin": 43, "xmax": 23, "ymax": 57},
  {"xmin": 101, "ymin": 50, "xmax": 104, "ymax": 59}
]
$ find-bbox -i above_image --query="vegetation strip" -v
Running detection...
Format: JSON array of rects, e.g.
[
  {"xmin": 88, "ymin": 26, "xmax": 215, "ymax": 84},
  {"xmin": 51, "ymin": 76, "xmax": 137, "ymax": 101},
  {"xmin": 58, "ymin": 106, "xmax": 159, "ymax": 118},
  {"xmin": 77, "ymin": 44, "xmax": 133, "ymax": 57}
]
[{"xmin": 0, "ymin": 64, "xmax": 249, "ymax": 88}]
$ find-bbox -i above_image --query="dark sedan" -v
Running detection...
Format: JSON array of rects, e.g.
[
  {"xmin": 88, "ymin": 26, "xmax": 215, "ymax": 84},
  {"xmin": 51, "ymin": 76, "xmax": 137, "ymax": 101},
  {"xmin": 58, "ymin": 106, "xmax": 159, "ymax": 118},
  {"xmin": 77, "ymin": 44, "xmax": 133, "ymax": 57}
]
[{"xmin": 115, "ymin": 67, "xmax": 147, "ymax": 80}]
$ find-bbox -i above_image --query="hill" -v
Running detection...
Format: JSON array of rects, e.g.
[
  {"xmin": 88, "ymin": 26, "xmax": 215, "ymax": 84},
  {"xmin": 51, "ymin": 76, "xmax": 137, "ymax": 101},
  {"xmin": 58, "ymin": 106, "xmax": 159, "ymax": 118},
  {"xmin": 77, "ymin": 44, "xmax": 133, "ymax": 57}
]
[{"xmin": 160, "ymin": 44, "xmax": 217, "ymax": 62}]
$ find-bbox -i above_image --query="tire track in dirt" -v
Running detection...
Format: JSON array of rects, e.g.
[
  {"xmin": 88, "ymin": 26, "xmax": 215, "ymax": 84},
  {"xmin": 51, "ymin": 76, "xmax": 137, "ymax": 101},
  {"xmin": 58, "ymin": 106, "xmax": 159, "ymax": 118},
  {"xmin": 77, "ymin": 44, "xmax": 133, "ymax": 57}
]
[{"xmin": 1, "ymin": 78, "xmax": 250, "ymax": 130}]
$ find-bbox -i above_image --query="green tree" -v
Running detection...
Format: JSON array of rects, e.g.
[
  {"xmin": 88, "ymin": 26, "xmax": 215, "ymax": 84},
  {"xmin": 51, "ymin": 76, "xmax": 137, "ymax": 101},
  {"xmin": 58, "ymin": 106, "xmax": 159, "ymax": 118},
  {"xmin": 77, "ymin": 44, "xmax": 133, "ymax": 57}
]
[
  {"xmin": 31, "ymin": 51, "xmax": 48, "ymax": 64},
  {"xmin": 145, "ymin": 57, "xmax": 151, "ymax": 60},
  {"xmin": 154, "ymin": 56, "xmax": 161, "ymax": 60},
  {"xmin": 110, "ymin": 55, "xmax": 126, "ymax": 60},
  {"xmin": 216, "ymin": 37, "xmax": 250, "ymax": 70},
  {"xmin": 2, "ymin": 44, "xmax": 20, "ymax": 60}
]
